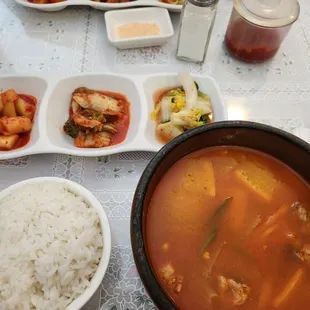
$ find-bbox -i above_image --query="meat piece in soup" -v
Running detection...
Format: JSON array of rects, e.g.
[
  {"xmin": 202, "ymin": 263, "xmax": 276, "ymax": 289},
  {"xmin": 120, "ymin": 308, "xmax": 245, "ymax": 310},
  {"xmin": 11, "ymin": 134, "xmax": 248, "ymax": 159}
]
[{"xmin": 146, "ymin": 146, "xmax": 310, "ymax": 310}]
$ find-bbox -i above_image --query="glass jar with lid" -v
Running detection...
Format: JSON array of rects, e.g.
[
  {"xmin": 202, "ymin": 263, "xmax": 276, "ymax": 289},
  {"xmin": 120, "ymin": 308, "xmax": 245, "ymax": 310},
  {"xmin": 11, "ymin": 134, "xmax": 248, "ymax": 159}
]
[{"xmin": 224, "ymin": 0, "xmax": 300, "ymax": 63}]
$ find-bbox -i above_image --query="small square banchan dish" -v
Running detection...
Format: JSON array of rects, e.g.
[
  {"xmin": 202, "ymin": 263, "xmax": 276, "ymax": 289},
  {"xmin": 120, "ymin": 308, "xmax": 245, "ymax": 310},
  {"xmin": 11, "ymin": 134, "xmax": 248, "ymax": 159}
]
[{"xmin": 105, "ymin": 8, "xmax": 174, "ymax": 50}]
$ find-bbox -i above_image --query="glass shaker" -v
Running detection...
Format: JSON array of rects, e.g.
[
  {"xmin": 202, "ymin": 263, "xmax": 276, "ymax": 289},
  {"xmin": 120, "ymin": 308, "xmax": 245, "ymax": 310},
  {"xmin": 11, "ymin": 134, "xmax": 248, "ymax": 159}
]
[
  {"xmin": 225, "ymin": 0, "xmax": 300, "ymax": 63},
  {"xmin": 176, "ymin": 0, "xmax": 219, "ymax": 63}
]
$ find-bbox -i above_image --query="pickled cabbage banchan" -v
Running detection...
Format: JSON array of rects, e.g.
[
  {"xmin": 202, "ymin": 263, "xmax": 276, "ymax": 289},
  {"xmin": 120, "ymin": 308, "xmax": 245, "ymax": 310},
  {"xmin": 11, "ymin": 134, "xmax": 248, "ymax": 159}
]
[
  {"xmin": 0, "ymin": 89, "xmax": 37, "ymax": 151},
  {"xmin": 146, "ymin": 146, "xmax": 310, "ymax": 310},
  {"xmin": 151, "ymin": 73, "xmax": 213, "ymax": 144},
  {"xmin": 63, "ymin": 87, "xmax": 130, "ymax": 148}
]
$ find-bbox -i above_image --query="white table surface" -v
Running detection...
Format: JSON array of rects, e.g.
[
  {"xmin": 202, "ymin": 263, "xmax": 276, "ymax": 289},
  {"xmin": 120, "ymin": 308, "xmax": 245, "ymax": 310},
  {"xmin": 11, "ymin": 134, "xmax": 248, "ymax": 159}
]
[{"xmin": 0, "ymin": 0, "xmax": 310, "ymax": 309}]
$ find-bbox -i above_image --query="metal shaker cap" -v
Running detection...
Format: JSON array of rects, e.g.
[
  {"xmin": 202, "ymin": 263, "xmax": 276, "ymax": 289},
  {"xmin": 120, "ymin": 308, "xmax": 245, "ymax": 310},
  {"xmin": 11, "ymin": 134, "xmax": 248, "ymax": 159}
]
[{"xmin": 187, "ymin": 0, "xmax": 219, "ymax": 8}]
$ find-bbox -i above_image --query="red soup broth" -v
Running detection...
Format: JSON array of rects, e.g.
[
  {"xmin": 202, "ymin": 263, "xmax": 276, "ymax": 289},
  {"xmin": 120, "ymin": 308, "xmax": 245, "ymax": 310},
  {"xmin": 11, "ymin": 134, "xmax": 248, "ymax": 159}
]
[{"xmin": 145, "ymin": 146, "xmax": 310, "ymax": 310}]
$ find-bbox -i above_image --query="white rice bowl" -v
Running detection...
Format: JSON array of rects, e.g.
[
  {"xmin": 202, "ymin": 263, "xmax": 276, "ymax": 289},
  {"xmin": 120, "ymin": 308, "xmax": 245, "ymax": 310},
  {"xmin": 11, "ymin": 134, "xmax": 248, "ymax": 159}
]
[{"xmin": 0, "ymin": 177, "xmax": 111, "ymax": 310}]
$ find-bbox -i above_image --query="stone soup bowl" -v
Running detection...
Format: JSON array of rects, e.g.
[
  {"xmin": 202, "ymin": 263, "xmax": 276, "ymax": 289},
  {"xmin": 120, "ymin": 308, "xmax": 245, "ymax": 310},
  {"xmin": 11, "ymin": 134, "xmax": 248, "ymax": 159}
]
[{"xmin": 130, "ymin": 120, "xmax": 310, "ymax": 309}]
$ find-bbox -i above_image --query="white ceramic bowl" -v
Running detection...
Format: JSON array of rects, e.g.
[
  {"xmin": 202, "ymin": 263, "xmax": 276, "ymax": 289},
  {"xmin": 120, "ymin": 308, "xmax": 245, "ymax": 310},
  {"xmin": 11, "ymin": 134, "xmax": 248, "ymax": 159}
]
[
  {"xmin": 0, "ymin": 177, "xmax": 112, "ymax": 310},
  {"xmin": 105, "ymin": 8, "xmax": 174, "ymax": 49},
  {"xmin": 0, "ymin": 72, "xmax": 227, "ymax": 160}
]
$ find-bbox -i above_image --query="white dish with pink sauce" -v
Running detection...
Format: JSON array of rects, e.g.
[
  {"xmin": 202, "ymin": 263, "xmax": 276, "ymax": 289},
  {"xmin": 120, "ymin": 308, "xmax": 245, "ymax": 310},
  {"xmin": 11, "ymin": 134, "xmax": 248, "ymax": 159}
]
[{"xmin": 105, "ymin": 8, "xmax": 174, "ymax": 49}]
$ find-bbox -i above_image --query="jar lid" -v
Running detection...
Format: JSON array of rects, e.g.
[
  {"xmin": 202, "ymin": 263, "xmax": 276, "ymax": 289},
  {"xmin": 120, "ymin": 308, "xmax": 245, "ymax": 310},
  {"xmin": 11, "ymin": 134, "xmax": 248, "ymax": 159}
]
[{"xmin": 235, "ymin": 0, "xmax": 300, "ymax": 28}]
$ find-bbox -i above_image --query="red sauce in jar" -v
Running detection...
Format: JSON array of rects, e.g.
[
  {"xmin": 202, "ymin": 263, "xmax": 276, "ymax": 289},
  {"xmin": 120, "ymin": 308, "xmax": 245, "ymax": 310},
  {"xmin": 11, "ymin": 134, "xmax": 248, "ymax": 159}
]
[{"xmin": 225, "ymin": 17, "xmax": 285, "ymax": 63}]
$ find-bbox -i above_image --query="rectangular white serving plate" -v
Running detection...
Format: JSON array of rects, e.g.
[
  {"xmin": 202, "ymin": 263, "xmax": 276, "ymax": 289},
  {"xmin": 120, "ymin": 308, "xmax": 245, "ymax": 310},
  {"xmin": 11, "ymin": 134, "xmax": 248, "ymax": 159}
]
[
  {"xmin": 14, "ymin": 0, "xmax": 182, "ymax": 12},
  {"xmin": 105, "ymin": 8, "xmax": 174, "ymax": 49},
  {"xmin": 0, "ymin": 73, "xmax": 227, "ymax": 160}
]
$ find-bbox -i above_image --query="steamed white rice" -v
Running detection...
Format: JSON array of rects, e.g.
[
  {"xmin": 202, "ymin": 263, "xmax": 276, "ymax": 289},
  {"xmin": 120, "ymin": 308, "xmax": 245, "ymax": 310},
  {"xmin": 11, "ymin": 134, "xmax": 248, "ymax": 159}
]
[{"xmin": 0, "ymin": 182, "xmax": 103, "ymax": 310}]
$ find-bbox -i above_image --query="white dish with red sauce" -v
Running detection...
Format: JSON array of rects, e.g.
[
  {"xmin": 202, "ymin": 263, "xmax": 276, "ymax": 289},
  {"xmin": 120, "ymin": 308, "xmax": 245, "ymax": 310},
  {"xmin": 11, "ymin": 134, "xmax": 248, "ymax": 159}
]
[
  {"xmin": 0, "ymin": 75, "xmax": 48, "ymax": 159},
  {"xmin": 0, "ymin": 72, "xmax": 227, "ymax": 160},
  {"xmin": 14, "ymin": 0, "xmax": 182, "ymax": 13}
]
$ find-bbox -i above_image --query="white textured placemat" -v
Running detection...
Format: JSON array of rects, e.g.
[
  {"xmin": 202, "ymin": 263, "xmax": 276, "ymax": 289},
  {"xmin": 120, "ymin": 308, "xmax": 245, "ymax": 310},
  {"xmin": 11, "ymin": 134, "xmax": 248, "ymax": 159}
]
[
  {"xmin": 0, "ymin": 0, "xmax": 310, "ymax": 309},
  {"xmin": 293, "ymin": 128, "xmax": 310, "ymax": 143}
]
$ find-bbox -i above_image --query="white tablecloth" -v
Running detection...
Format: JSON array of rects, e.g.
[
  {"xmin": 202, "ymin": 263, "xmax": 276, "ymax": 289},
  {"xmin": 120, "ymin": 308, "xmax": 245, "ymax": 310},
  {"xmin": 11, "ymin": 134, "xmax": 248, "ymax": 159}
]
[{"xmin": 0, "ymin": 0, "xmax": 310, "ymax": 309}]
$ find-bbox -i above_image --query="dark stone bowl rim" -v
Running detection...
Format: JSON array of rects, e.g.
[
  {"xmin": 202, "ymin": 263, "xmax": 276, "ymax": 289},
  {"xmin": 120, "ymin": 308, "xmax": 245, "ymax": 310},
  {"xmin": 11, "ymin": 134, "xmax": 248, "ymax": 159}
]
[{"xmin": 130, "ymin": 120, "xmax": 310, "ymax": 310}]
